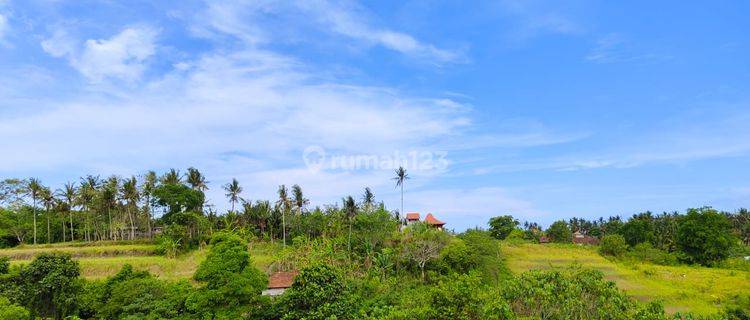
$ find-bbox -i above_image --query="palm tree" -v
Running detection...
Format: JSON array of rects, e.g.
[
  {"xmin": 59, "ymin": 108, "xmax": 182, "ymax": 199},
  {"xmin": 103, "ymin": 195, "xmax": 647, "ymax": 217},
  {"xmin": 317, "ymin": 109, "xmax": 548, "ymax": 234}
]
[
  {"xmin": 39, "ymin": 186, "xmax": 55, "ymax": 244},
  {"xmin": 101, "ymin": 176, "xmax": 119, "ymax": 240},
  {"xmin": 141, "ymin": 171, "xmax": 157, "ymax": 239},
  {"xmin": 161, "ymin": 169, "xmax": 182, "ymax": 185},
  {"xmin": 26, "ymin": 178, "xmax": 43, "ymax": 245},
  {"xmin": 276, "ymin": 185, "xmax": 290, "ymax": 246},
  {"xmin": 291, "ymin": 184, "xmax": 308, "ymax": 215},
  {"xmin": 362, "ymin": 187, "xmax": 374, "ymax": 212},
  {"xmin": 223, "ymin": 178, "xmax": 242, "ymax": 213},
  {"xmin": 255, "ymin": 200, "xmax": 271, "ymax": 239},
  {"xmin": 59, "ymin": 182, "xmax": 77, "ymax": 241},
  {"xmin": 79, "ymin": 175, "xmax": 100, "ymax": 242},
  {"xmin": 186, "ymin": 167, "xmax": 208, "ymax": 191},
  {"xmin": 393, "ymin": 166, "xmax": 409, "ymax": 216},
  {"xmin": 121, "ymin": 176, "xmax": 139, "ymax": 240},
  {"xmin": 343, "ymin": 195, "xmax": 357, "ymax": 252}
]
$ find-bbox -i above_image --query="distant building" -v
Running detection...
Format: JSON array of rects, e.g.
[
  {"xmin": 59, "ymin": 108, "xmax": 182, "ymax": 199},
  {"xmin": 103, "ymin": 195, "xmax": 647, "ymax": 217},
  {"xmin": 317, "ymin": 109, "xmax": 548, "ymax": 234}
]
[
  {"xmin": 262, "ymin": 271, "xmax": 298, "ymax": 296},
  {"xmin": 424, "ymin": 213, "xmax": 446, "ymax": 230},
  {"xmin": 572, "ymin": 230, "xmax": 599, "ymax": 245},
  {"xmin": 404, "ymin": 212, "xmax": 446, "ymax": 230},
  {"xmin": 405, "ymin": 212, "xmax": 421, "ymax": 226}
]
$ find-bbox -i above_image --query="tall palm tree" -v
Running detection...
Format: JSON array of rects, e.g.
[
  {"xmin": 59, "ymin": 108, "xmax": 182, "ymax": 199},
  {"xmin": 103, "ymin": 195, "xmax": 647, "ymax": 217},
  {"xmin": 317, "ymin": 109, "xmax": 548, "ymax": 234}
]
[
  {"xmin": 255, "ymin": 200, "xmax": 271, "ymax": 239},
  {"xmin": 186, "ymin": 167, "xmax": 208, "ymax": 191},
  {"xmin": 393, "ymin": 166, "xmax": 409, "ymax": 216},
  {"xmin": 276, "ymin": 185, "xmax": 290, "ymax": 246},
  {"xmin": 343, "ymin": 195, "xmax": 357, "ymax": 252},
  {"xmin": 39, "ymin": 186, "xmax": 55, "ymax": 244},
  {"xmin": 362, "ymin": 187, "xmax": 374, "ymax": 212},
  {"xmin": 79, "ymin": 175, "xmax": 100, "ymax": 242},
  {"xmin": 26, "ymin": 178, "xmax": 43, "ymax": 245},
  {"xmin": 101, "ymin": 176, "xmax": 119, "ymax": 240},
  {"xmin": 121, "ymin": 176, "xmax": 139, "ymax": 240},
  {"xmin": 161, "ymin": 169, "xmax": 182, "ymax": 185},
  {"xmin": 59, "ymin": 182, "xmax": 77, "ymax": 241},
  {"xmin": 141, "ymin": 171, "xmax": 157, "ymax": 239},
  {"xmin": 291, "ymin": 184, "xmax": 308, "ymax": 215},
  {"xmin": 223, "ymin": 178, "xmax": 242, "ymax": 213}
]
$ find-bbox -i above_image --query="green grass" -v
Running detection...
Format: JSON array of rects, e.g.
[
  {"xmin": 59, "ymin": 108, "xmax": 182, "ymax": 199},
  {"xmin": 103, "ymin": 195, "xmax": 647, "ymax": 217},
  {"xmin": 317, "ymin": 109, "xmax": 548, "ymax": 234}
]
[
  {"xmin": 2, "ymin": 241, "xmax": 280, "ymax": 281},
  {"xmin": 501, "ymin": 242, "xmax": 750, "ymax": 315}
]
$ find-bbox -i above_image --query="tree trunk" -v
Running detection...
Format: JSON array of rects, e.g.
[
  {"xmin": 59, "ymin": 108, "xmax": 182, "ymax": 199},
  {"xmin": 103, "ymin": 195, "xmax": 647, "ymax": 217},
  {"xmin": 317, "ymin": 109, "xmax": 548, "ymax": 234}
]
[
  {"xmin": 46, "ymin": 208, "xmax": 51, "ymax": 244},
  {"xmin": 282, "ymin": 210, "xmax": 286, "ymax": 247},
  {"xmin": 32, "ymin": 198, "xmax": 37, "ymax": 245},
  {"xmin": 127, "ymin": 206, "xmax": 135, "ymax": 240},
  {"xmin": 107, "ymin": 207, "xmax": 113, "ymax": 240}
]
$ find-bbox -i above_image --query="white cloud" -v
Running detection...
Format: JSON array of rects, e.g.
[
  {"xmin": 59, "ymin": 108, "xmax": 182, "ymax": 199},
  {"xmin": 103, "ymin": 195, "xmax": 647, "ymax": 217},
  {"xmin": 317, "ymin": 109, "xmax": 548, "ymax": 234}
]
[
  {"xmin": 586, "ymin": 33, "xmax": 672, "ymax": 64},
  {"xmin": 0, "ymin": 13, "xmax": 8, "ymax": 44},
  {"xmin": 42, "ymin": 26, "xmax": 159, "ymax": 82},
  {"xmin": 499, "ymin": 0, "xmax": 583, "ymax": 39}
]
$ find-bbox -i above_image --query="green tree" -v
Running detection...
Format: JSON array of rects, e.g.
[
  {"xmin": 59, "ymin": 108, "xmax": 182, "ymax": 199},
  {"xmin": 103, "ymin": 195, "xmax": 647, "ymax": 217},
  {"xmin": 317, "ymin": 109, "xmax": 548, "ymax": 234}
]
[
  {"xmin": 546, "ymin": 220, "xmax": 572, "ymax": 243},
  {"xmin": 187, "ymin": 232, "xmax": 267, "ymax": 318},
  {"xmin": 599, "ymin": 234, "xmax": 628, "ymax": 257},
  {"xmin": 401, "ymin": 223, "xmax": 450, "ymax": 280},
  {"xmin": 278, "ymin": 264, "xmax": 355, "ymax": 320},
  {"xmin": 161, "ymin": 169, "xmax": 183, "ymax": 185},
  {"xmin": 153, "ymin": 183, "xmax": 205, "ymax": 222},
  {"xmin": 59, "ymin": 182, "xmax": 77, "ymax": 242},
  {"xmin": 223, "ymin": 178, "xmax": 242, "ymax": 213},
  {"xmin": 186, "ymin": 167, "xmax": 209, "ymax": 191},
  {"xmin": 25, "ymin": 178, "xmax": 43, "ymax": 245},
  {"xmin": 619, "ymin": 213, "xmax": 654, "ymax": 247},
  {"xmin": 140, "ymin": 170, "xmax": 158, "ymax": 239},
  {"xmin": 17, "ymin": 253, "xmax": 81, "ymax": 319},
  {"xmin": 676, "ymin": 207, "xmax": 736, "ymax": 265},
  {"xmin": 0, "ymin": 297, "xmax": 29, "ymax": 319},
  {"xmin": 393, "ymin": 166, "xmax": 409, "ymax": 216},
  {"xmin": 488, "ymin": 215, "xmax": 519, "ymax": 240}
]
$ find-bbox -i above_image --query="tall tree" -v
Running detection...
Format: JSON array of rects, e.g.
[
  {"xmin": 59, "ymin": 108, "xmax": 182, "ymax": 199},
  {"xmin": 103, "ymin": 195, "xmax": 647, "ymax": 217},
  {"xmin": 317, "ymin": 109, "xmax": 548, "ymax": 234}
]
[
  {"xmin": 78, "ymin": 176, "xmax": 100, "ymax": 242},
  {"xmin": 59, "ymin": 182, "xmax": 77, "ymax": 242},
  {"xmin": 276, "ymin": 185, "xmax": 290, "ymax": 246},
  {"xmin": 186, "ymin": 167, "xmax": 208, "ymax": 191},
  {"xmin": 140, "ymin": 171, "xmax": 157, "ymax": 239},
  {"xmin": 161, "ymin": 169, "xmax": 182, "ymax": 185},
  {"xmin": 393, "ymin": 166, "xmax": 409, "ymax": 216},
  {"xmin": 121, "ymin": 176, "xmax": 139, "ymax": 240},
  {"xmin": 39, "ymin": 186, "xmax": 55, "ymax": 244},
  {"xmin": 101, "ymin": 176, "xmax": 119, "ymax": 240},
  {"xmin": 291, "ymin": 184, "xmax": 308, "ymax": 216},
  {"xmin": 223, "ymin": 178, "xmax": 242, "ymax": 213},
  {"xmin": 343, "ymin": 195, "xmax": 357, "ymax": 252},
  {"xmin": 362, "ymin": 187, "xmax": 374, "ymax": 212},
  {"xmin": 26, "ymin": 178, "xmax": 43, "ymax": 245}
]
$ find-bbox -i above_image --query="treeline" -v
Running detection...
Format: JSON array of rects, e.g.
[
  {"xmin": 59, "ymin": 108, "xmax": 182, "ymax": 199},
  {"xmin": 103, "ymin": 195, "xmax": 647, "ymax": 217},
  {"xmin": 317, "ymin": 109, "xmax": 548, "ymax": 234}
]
[
  {"xmin": 489, "ymin": 208, "xmax": 750, "ymax": 266},
  {"xmin": 0, "ymin": 168, "xmax": 391, "ymax": 252}
]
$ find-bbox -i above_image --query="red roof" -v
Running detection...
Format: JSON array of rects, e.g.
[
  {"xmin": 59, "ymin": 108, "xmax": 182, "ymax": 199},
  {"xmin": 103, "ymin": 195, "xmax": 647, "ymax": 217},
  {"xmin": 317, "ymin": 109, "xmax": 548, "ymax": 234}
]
[
  {"xmin": 406, "ymin": 212, "xmax": 420, "ymax": 221},
  {"xmin": 424, "ymin": 213, "xmax": 445, "ymax": 226},
  {"xmin": 267, "ymin": 271, "xmax": 298, "ymax": 289}
]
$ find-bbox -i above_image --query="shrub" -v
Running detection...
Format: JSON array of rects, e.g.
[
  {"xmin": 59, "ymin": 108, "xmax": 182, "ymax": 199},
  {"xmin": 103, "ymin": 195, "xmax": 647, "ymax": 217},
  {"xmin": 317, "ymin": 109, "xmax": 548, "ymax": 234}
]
[
  {"xmin": 16, "ymin": 253, "xmax": 81, "ymax": 319},
  {"xmin": 488, "ymin": 216, "xmax": 519, "ymax": 240},
  {"xmin": 627, "ymin": 243, "xmax": 679, "ymax": 266},
  {"xmin": 599, "ymin": 235, "xmax": 628, "ymax": 257},
  {"xmin": 277, "ymin": 264, "xmax": 357, "ymax": 320},
  {"xmin": 0, "ymin": 297, "xmax": 29, "ymax": 319}
]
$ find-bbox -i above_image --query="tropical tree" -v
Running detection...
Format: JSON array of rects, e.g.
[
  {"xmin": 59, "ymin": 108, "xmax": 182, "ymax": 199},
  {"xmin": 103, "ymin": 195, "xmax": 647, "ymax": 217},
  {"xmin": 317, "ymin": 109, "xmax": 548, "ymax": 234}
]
[
  {"xmin": 59, "ymin": 182, "xmax": 77, "ymax": 241},
  {"xmin": 186, "ymin": 167, "xmax": 208, "ymax": 191},
  {"xmin": 223, "ymin": 178, "xmax": 242, "ymax": 213},
  {"xmin": 39, "ymin": 187, "xmax": 55, "ymax": 244},
  {"xmin": 291, "ymin": 184, "xmax": 308, "ymax": 216},
  {"xmin": 101, "ymin": 176, "xmax": 120, "ymax": 240},
  {"xmin": 393, "ymin": 166, "xmax": 409, "ymax": 216},
  {"xmin": 161, "ymin": 169, "xmax": 182, "ymax": 185},
  {"xmin": 488, "ymin": 215, "xmax": 519, "ymax": 240},
  {"xmin": 343, "ymin": 195, "xmax": 357, "ymax": 252},
  {"xmin": 26, "ymin": 178, "xmax": 43, "ymax": 244},
  {"xmin": 78, "ymin": 175, "xmax": 100, "ymax": 242},
  {"xmin": 121, "ymin": 176, "xmax": 140, "ymax": 240},
  {"xmin": 276, "ymin": 185, "xmax": 291, "ymax": 246},
  {"xmin": 140, "ymin": 171, "xmax": 158, "ymax": 239},
  {"xmin": 362, "ymin": 187, "xmax": 374, "ymax": 212}
]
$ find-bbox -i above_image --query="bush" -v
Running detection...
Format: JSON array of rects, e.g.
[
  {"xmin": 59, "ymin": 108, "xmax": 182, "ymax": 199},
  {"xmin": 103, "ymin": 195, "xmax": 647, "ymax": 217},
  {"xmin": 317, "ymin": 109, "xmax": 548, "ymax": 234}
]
[
  {"xmin": 626, "ymin": 243, "xmax": 679, "ymax": 266},
  {"xmin": 16, "ymin": 253, "xmax": 81, "ymax": 319},
  {"xmin": 0, "ymin": 297, "xmax": 29, "ymax": 319},
  {"xmin": 488, "ymin": 216, "xmax": 519, "ymax": 240},
  {"xmin": 599, "ymin": 235, "xmax": 628, "ymax": 257}
]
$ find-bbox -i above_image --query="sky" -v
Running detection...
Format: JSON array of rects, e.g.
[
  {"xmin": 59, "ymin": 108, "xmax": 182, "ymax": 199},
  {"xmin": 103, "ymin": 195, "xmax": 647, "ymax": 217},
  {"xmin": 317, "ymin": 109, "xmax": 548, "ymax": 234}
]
[{"xmin": 0, "ymin": 0, "xmax": 748, "ymax": 230}]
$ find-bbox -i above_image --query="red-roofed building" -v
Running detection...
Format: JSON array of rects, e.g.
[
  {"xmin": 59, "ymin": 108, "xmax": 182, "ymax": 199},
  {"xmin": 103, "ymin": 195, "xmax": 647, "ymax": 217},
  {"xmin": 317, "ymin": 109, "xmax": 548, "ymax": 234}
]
[
  {"xmin": 262, "ymin": 271, "xmax": 298, "ymax": 296},
  {"xmin": 405, "ymin": 212, "xmax": 420, "ymax": 226},
  {"xmin": 424, "ymin": 213, "xmax": 445, "ymax": 230}
]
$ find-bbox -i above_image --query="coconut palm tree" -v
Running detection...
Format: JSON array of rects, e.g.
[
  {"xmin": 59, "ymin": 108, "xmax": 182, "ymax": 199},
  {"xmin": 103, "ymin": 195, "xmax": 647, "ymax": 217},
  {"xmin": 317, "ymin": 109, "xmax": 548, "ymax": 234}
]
[
  {"xmin": 101, "ymin": 176, "xmax": 119, "ymax": 240},
  {"xmin": 59, "ymin": 182, "xmax": 77, "ymax": 241},
  {"xmin": 343, "ymin": 195, "xmax": 357, "ymax": 252},
  {"xmin": 186, "ymin": 167, "xmax": 208, "ymax": 191},
  {"xmin": 291, "ymin": 184, "xmax": 308, "ymax": 215},
  {"xmin": 39, "ymin": 186, "xmax": 55, "ymax": 244},
  {"xmin": 362, "ymin": 187, "xmax": 374, "ymax": 212},
  {"xmin": 223, "ymin": 178, "xmax": 242, "ymax": 213},
  {"xmin": 276, "ymin": 185, "xmax": 291, "ymax": 246},
  {"xmin": 26, "ymin": 178, "xmax": 43, "ymax": 245},
  {"xmin": 140, "ymin": 171, "xmax": 157, "ymax": 239},
  {"xmin": 161, "ymin": 169, "xmax": 182, "ymax": 185},
  {"xmin": 121, "ymin": 176, "xmax": 139, "ymax": 240},
  {"xmin": 79, "ymin": 175, "xmax": 100, "ymax": 242},
  {"xmin": 393, "ymin": 166, "xmax": 409, "ymax": 216}
]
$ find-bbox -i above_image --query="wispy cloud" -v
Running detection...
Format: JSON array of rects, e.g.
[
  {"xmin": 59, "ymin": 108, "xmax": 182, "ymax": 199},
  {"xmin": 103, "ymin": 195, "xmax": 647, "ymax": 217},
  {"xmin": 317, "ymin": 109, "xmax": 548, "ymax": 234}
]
[
  {"xmin": 498, "ymin": 0, "xmax": 583, "ymax": 39},
  {"xmin": 586, "ymin": 33, "xmax": 672, "ymax": 64}
]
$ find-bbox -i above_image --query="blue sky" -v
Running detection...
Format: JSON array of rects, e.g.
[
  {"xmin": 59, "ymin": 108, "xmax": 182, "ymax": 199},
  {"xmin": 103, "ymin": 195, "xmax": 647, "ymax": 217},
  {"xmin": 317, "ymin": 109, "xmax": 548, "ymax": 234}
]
[{"xmin": 0, "ymin": 0, "xmax": 748, "ymax": 230}]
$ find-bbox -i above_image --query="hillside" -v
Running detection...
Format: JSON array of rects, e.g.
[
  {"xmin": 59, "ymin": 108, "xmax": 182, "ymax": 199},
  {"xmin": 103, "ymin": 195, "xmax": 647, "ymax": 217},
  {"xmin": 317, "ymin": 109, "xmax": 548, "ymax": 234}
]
[{"xmin": 501, "ymin": 242, "xmax": 750, "ymax": 315}]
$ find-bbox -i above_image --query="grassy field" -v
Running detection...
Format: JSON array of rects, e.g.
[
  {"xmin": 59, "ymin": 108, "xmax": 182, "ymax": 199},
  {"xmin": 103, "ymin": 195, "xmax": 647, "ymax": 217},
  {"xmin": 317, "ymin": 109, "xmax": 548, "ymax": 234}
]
[
  {"xmin": 2, "ymin": 241, "xmax": 279, "ymax": 281},
  {"xmin": 501, "ymin": 242, "xmax": 750, "ymax": 315}
]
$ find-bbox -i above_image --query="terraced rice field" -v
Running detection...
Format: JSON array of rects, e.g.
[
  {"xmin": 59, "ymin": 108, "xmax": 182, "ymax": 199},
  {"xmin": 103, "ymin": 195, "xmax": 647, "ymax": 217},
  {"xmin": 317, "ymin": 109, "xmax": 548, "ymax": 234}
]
[
  {"xmin": 501, "ymin": 242, "xmax": 750, "ymax": 315},
  {"xmin": 1, "ymin": 241, "xmax": 278, "ymax": 281}
]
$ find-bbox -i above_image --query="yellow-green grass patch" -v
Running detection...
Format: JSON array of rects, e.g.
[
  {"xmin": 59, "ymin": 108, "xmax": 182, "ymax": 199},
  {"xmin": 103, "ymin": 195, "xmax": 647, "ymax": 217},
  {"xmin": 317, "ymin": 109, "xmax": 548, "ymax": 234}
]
[{"xmin": 501, "ymin": 243, "xmax": 750, "ymax": 315}]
